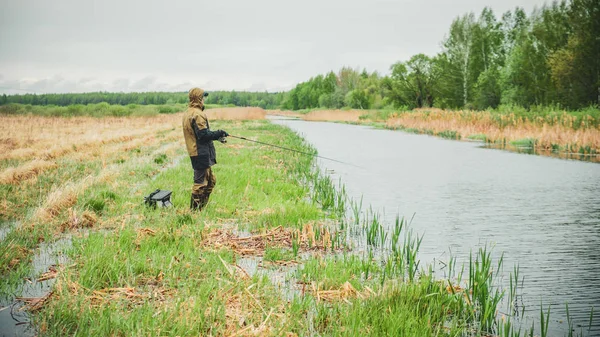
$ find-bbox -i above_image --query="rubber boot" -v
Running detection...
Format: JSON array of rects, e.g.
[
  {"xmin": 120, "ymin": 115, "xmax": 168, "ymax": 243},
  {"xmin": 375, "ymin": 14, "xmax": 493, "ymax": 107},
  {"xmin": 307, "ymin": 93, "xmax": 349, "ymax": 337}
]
[
  {"xmin": 190, "ymin": 193, "xmax": 202, "ymax": 211},
  {"xmin": 197, "ymin": 193, "xmax": 210, "ymax": 211}
]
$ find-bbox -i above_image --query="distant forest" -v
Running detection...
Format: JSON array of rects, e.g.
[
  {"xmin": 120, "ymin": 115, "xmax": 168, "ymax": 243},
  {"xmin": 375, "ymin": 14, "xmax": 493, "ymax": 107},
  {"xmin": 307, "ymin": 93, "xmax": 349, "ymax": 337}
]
[
  {"xmin": 0, "ymin": 91, "xmax": 285, "ymax": 110},
  {"xmin": 1, "ymin": 0, "xmax": 598, "ymax": 112}
]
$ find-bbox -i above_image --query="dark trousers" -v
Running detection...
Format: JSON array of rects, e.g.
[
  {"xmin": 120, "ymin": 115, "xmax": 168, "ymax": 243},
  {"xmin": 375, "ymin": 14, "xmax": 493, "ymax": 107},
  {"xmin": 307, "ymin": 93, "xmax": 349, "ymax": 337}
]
[{"xmin": 191, "ymin": 167, "xmax": 216, "ymax": 210}]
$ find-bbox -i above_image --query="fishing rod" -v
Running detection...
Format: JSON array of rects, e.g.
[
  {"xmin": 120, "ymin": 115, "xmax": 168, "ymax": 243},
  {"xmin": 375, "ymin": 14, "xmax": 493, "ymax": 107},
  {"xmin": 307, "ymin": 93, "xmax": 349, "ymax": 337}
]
[{"xmin": 227, "ymin": 135, "xmax": 363, "ymax": 169}]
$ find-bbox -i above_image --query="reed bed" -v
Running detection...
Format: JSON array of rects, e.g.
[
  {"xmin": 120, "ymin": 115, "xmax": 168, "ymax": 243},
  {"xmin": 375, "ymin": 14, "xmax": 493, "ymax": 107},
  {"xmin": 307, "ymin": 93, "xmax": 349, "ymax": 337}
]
[
  {"xmin": 303, "ymin": 109, "xmax": 364, "ymax": 122},
  {"xmin": 286, "ymin": 108, "xmax": 599, "ymax": 155},
  {"xmin": 386, "ymin": 109, "xmax": 600, "ymax": 153}
]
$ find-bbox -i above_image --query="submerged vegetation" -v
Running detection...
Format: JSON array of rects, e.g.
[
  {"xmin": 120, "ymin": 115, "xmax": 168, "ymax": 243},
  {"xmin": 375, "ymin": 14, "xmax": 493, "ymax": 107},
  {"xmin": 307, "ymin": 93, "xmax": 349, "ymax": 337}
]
[{"xmin": 0, "ymin": 109, "xmax": 595, "ymax": 336}]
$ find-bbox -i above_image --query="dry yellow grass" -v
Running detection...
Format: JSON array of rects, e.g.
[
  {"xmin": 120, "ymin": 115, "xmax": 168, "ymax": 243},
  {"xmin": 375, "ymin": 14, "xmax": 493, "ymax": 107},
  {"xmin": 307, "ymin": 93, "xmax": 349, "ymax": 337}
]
[
  {"xmin": 0, "ymin": 114, "xmax": 181, "ymax": 161},
  {"xmin": 0, "ymin": 159, "xmax": 57, "ymax": 184},
  {"xmin": 303, "ymin": 110, "xmax": 364, "ymax": 122},
  {"xmin": 201, "ymin": 223, "xmax": 337, "ymax": 257},
  {"xmin": 33, "ymin": 175, "xmax": 95, "ymax": 222},
  {"xmin": 307, "ymin": 281, "xmax": 374, "ymax": 303},
  {"xmin": 386, "ymin": 109, "xmax": 600, "ymax": 153},
  {"xmin": 206, "ymin": 107, "xmax": 266, "ymax": 120},
  {"xmin": 0, "ymin": 114, "xmax": 184, "ymax": 184},
  {"xmin": 267, "ymin": 110, "xmax": 304, "ymax": 118}
]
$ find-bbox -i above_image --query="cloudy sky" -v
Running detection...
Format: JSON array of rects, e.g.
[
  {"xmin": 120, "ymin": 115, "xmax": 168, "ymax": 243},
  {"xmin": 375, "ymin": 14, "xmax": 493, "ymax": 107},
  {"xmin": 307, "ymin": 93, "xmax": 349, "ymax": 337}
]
[{"xmin": 0, "ymin": 0, "xmax": 546, "ymax": 94}]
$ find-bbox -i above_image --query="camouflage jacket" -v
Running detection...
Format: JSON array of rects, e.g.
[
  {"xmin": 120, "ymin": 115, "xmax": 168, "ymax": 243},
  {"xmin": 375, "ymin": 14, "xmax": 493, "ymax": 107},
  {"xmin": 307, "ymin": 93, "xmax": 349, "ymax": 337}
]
[{"xmin": 182, "ymin": 107, "xmax": 220, "ymax": 170}]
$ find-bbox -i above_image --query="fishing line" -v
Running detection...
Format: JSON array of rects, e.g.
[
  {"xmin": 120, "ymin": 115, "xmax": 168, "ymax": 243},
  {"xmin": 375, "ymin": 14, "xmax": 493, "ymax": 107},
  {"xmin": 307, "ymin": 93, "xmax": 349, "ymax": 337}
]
[{"xmin": 228, "ymin": 135, "xmax": 364, "ymax": 169}]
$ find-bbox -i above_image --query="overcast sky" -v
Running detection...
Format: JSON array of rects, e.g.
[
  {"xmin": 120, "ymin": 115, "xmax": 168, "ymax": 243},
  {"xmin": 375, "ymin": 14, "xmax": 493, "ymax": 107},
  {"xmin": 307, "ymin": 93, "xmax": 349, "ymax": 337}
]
[{"xmin": 0, "ymin": 0, "xmax": 547, "ymax": 94}]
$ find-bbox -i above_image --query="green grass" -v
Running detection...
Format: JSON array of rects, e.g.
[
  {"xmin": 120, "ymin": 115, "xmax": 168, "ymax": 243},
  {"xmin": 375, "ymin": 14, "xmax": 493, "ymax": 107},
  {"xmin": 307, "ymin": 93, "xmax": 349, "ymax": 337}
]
[
  {"xmin": 263, "ymin": 247, "xmax": 296, "ymax": 262},
  {"xmin": 300, "ymin": 277, "xmax": 468, "ymax": 336},
  {"xmin": 23, "ymin": 120, "xmax": 337, "ymax": 335},
  {"xmin": 437, "ymin": 130, "xmax": 461, "ymax": 140},
  {"xmin": 298, "ymin": 254, "xmax": 380, "ymax": 291},
  {"xmin": 0, "ymin": 102, "xmax": 191, "ymax": 117},
  {"xmin": 1, "ymin": 118, "xmax": 590, "ymax": 336},
  {"xmin": 0, "ymin": 130, "xmax": 182, "ymax": 291},
  {"xmin": 510, "ymin": 138, "xmax": 537, "ymax": 147},
  {"xmin": 468, "ymin": 134, "xmax": 488, "ymax": 141}
]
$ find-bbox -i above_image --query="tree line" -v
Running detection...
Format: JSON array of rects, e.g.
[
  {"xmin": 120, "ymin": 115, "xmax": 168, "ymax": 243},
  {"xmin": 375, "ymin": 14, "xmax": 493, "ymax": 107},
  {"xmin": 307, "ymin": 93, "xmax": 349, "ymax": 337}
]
[
  {"xmin": 283, "ymin": 0, "xmax": 599, "ymax": 111},
  {"xmin": 0, "ymin": 91, "xmax": 284, "ymax": 109}
]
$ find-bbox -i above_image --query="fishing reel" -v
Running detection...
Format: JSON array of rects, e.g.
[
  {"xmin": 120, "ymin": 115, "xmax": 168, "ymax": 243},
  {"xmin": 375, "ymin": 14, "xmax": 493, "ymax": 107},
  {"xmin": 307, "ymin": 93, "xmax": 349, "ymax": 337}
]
[{"xmin": 218, "ymin": 136, "xmax": 227, "ymax": 144}]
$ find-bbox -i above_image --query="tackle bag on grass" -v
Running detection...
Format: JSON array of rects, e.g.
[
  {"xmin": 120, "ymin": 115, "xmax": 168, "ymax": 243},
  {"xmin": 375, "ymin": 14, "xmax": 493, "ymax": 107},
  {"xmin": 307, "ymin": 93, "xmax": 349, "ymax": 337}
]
[{"xmin": 144, "ymin": 189, "xmax": 173, "ymax": 208}]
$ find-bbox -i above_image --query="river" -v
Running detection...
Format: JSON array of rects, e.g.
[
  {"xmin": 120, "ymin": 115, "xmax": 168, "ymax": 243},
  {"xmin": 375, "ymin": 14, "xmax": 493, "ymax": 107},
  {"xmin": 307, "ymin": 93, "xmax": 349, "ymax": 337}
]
[{"xmin": 272, "ymin": 116, "xmax": 600, "ymax": 336}]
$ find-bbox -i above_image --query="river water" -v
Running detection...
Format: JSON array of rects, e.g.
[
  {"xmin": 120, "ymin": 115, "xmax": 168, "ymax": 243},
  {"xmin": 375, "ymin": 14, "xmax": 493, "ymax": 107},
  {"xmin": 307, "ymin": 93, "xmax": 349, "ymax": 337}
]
[{"xmin": 272, "ymin": 117, "xmax": 600, "ymax": 336}]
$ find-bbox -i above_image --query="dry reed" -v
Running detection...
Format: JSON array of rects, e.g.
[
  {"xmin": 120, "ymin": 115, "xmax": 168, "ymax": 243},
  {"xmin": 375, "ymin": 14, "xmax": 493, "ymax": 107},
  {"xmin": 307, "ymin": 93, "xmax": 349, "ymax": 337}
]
[
  {"xmin": 306, "ymin": 281, "xmax": 374, "ymax": 303},
  {"xmin": 0, "ymin": 159, "xmax": 57, "ymax": 184},
  {"xmin": 202, "ymin": 223, "xmax": 335, "ymax": 257},
  {"xmin": 386, "ymin": 109, "xmax": 600, "ymax": 152},
  {"xmin": 32, "ymin": 166, "xmax": 117, "ymax": 224},
  {"xmin": 33, "ymin": 176, "xmax": 93, "ymax": 222},
  {"xmin": 267, "ymin": 110, "xmax": 303, "ymax": 118},
  {"xmin": 0, "ymin": 114, "xmax": 181, "ymax": 161},
  {"xmin": 303, "ymin": 110, "xmax": 364, "ymax": 122}
]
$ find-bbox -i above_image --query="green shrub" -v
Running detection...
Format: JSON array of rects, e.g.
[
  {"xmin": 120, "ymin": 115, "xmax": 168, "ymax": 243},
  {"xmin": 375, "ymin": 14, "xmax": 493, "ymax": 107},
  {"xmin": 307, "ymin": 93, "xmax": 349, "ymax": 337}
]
[
  {"xmin": 109, "ymin": 105, "xmax": 130, "ymax": 117},
  {"xmin": 158, "ymin": 106, "xmax": 178, "ymax": 114}
]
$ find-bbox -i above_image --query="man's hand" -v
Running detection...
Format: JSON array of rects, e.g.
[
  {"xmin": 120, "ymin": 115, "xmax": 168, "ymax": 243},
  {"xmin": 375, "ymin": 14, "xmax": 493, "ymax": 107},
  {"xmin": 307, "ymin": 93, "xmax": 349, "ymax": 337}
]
[{"xmin": 216, "ymin": 130, "xmax": 228, "ymax": 144}]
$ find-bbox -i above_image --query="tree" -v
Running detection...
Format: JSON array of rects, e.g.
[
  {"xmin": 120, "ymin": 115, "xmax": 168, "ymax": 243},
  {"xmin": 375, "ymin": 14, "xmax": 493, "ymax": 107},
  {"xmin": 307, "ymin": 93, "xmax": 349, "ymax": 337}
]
[
  {"xmin": 473, "ymin": 68, "xmax": 502, "ymax": 109},
  {"xmin": 548, "ymin": 0, "xmax": 600, "ymax": 108},
  {"xmin": 443, "ymin": 13, "xmax": 475, "ymax": 107},
  {"xmin": 386, "ymin": 54, "xmax": 438, "ymax": 108}
]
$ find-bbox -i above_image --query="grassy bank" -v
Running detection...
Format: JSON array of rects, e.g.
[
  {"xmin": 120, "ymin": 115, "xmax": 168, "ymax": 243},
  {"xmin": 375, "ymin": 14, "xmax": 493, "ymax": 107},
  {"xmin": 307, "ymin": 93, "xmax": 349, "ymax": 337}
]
[{"xmin": 0, "ymin": 112, "xmax": 593, "ymax": 336}]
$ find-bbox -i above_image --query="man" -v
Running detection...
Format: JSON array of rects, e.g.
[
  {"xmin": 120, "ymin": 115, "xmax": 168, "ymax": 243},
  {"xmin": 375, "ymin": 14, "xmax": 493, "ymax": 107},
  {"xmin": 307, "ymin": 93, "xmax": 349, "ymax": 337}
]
[{"xmin": 182, "ymin": 87, "xmax": 228, "ymax": 211}]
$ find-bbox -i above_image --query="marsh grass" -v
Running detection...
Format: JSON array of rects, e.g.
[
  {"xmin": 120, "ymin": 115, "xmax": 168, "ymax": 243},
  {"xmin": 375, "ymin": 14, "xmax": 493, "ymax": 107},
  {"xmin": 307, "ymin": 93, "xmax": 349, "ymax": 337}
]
[
  {"xmin": 0, "ymin": 115, "xmax": 183, "ymax": 290},
  {"xmin": 263, "ymin": 247, "xmax": 296, "ymax": 263},
  {"xmin": 385, "ymin": 109, "xmax": 600, "ymax": 155},
  {"xmin": 23, "ymin": 119, "xmax": 348, "ymax": 335},
  {"xmin": 1, "ymin": 111, "xmax": 592, "ymax": 336}
]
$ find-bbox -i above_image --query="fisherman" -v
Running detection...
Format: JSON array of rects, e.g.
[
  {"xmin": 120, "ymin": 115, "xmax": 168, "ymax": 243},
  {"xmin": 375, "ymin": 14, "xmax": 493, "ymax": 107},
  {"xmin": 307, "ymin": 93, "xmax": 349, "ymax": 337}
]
[{"xmin": 182, "ymin": 87, "xmax": 228, "ymax": 211}]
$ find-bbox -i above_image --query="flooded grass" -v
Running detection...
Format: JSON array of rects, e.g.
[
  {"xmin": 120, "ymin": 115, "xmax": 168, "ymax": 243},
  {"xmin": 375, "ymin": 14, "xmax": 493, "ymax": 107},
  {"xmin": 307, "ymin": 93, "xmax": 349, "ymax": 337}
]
[{"xmin": 0, "ymin": 110, "xmax": 595, "ymax": 336}]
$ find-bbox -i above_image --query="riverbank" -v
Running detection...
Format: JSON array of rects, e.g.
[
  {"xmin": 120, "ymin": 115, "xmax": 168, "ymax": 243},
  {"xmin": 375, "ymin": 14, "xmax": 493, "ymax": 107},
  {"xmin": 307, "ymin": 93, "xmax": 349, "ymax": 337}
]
[
  {"xmin": 271, "ymin": 107, "xmax": 600, "ymax": 162},
  {"xmin": 0, "ymin": 111, "xmax": 590, "ymax": 336}
]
